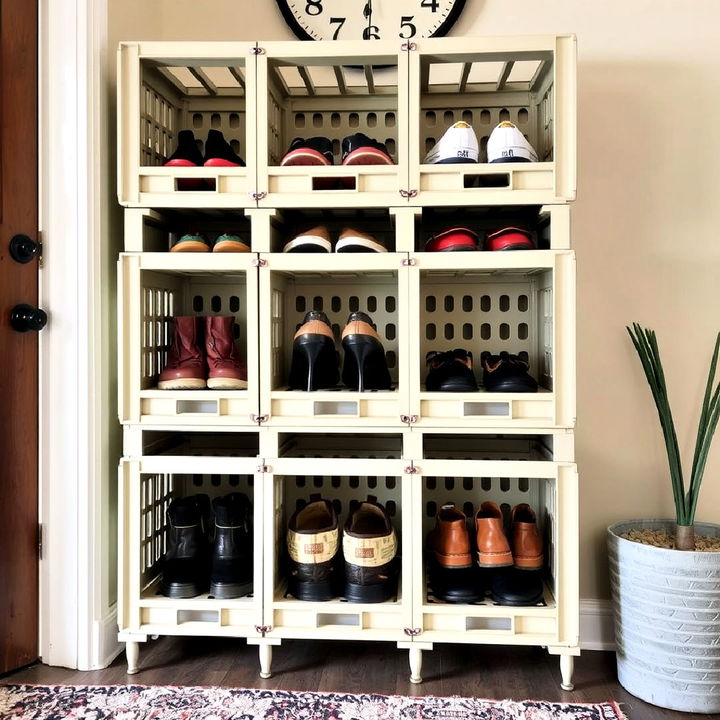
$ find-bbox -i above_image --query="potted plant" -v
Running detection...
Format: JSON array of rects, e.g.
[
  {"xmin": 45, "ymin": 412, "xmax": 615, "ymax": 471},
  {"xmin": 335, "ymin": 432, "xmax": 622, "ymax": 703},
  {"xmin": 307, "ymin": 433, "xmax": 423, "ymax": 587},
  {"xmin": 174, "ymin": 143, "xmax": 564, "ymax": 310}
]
[{"xmin": 607, "ymin": 323, "xmax": 720, "ymax": 713}]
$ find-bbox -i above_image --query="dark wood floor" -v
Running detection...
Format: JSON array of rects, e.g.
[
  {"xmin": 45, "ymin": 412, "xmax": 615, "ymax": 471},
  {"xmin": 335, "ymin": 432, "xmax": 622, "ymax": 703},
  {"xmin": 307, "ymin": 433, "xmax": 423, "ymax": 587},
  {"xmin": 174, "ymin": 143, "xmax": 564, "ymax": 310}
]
[{"xmin": 1, "ymin": 636, "xmax": 707, "ymax": 720}]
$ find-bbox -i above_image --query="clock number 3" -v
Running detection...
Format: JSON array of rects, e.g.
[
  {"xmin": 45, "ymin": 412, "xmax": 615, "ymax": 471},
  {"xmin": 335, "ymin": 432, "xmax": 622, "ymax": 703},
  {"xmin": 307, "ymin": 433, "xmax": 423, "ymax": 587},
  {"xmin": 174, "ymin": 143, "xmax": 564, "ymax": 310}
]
[{"xmin": 305, "ymin": 0, "xmax": 322, "ymax": 16}]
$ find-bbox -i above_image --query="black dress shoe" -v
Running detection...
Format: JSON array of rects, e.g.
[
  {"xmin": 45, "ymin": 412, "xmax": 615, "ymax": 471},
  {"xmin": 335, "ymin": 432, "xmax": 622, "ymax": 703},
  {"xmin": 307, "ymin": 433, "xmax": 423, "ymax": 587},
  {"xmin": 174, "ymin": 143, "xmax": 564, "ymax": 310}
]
[
  {"xmin": 341, "ymin": 311, "xmax": 392, "ymax": 392},
  {"xmin": 341, "ymin": 133, "xmax": 393, "ymax": 165},
  {"xmin": 425, "ymin": 349, "xmax": 478, "ymax": 392},
  {"xmin": 288, "ymin": 311, "xmax": 339, "ymax": 391},
  {"xmin": 481, "ymin": 350, "xmax": 539, "ymax": 392},
  {"xmin": 204, "ymin": 129, "xmax": 245, "ymax": 166},
  {"xmin": 281, "ymin": 136, "xmax": 334, "ymax": 166}
]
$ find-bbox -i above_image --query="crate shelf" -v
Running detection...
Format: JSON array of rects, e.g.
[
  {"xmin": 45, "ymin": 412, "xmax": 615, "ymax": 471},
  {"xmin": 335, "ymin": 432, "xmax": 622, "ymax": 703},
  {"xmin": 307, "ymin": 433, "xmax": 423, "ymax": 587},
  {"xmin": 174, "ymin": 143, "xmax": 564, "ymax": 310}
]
[
  {"xmin": 117, "ymin": 35, "xmax": 578, "ymax": 686},
  {"xmin": 258, "ymin": 253, "xmax": 410, "ymax": 428},
  {"xmin": 118, "ymin": 41, "xmax": 258, "ymax": 208},
  {"xmin": 118, "ymin": 253, "xmax": 259, "ymax": 426},
  {"xmin": 409, "ymin": 250, "xmax": 575, "ymax": 428},
  {"xmin": 256, "ymin": 41, "xmax": 408, "ymax": 209},
  {"xmin": 409, "ymin": 35, "xmax": 576, "ymax": 206}
]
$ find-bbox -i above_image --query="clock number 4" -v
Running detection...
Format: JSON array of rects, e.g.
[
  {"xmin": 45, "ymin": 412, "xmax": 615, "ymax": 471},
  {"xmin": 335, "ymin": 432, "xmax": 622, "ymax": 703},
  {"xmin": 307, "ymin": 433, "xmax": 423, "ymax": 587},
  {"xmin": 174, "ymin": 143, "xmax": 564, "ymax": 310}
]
[{"xmin": 421, "ymin": 0, "xmax": 440, "ymax": 10}]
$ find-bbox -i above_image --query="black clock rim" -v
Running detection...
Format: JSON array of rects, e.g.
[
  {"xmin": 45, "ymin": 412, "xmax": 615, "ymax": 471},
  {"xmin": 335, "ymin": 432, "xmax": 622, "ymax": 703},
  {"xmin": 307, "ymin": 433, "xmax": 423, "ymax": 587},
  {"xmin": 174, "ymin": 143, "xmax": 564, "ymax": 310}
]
[{"xmin": 274, "ymin": 0, "xmax": 467, "ymax": 41}]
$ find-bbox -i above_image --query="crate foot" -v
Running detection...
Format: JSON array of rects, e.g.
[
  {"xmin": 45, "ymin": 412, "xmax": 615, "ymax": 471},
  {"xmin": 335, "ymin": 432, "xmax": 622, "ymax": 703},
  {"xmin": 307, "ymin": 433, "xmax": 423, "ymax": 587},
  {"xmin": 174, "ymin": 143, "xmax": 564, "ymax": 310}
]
[
  {"xmin": 408, "ymin": 647, "xmax": 423, "ymax": 684},
  {"xmin": 559, "ymin": 654, "xmax": 574, "ymax": 691},
  {"xmin": 126, "ymin": 641, "xmax": 140, "ymax": 674},
  {"xmin": 259, "ymin": 644, "xmax": 273, "ymax": 678}
]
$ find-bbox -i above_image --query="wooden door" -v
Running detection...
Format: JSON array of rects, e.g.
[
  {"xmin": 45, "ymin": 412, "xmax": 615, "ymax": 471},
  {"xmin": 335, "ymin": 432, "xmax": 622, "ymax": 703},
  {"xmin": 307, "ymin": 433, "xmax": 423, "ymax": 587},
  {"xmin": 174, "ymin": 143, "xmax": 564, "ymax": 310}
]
[{"xmin": 0, "ymin": 0, "xmax": 39, "ymax": 674}]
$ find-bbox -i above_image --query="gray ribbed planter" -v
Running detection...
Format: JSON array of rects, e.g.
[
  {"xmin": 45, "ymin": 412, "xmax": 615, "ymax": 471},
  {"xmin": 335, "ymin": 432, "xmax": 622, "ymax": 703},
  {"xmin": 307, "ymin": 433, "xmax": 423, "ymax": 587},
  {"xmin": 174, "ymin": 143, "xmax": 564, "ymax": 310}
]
[{"xmin": 608, "ymin": 520, "xmax": 720, "ymax": 714}]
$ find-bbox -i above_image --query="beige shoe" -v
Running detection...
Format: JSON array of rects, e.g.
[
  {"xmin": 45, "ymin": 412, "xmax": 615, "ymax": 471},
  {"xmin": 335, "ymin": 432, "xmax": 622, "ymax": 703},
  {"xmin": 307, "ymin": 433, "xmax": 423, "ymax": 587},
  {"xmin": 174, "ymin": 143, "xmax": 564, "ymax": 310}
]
[
  {"xmin": 336, "ymin": 227, "xmax": 388, "ymax": 253},
  {"xmin": 283, "ymin": 225, "xmax": 331, "ymax": 253}
]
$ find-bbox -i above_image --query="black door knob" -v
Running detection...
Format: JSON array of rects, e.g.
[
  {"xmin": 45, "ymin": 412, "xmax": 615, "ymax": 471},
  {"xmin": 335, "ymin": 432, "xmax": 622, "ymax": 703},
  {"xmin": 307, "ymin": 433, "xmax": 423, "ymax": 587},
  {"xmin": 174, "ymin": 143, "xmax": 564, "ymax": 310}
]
[
  {"xmin": 9, "ymin": 234, "xmax": 39, "ymax": 264},
  {"xmin": 10, "ymin": 304, "xmax": 48, "ymax": 332}
]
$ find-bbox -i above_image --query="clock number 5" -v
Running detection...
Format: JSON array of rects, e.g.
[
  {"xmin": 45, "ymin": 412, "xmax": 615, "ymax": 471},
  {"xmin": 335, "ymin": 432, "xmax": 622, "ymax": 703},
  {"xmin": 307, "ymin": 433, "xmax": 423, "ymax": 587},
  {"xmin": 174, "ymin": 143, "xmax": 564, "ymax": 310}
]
[
  {"xmin": 399, "ymin": 15, "xmax": 417, "ymax": 38},
  {"xmin": 305, "ymin": 0, "xmax": 322, "ymax": 16}
]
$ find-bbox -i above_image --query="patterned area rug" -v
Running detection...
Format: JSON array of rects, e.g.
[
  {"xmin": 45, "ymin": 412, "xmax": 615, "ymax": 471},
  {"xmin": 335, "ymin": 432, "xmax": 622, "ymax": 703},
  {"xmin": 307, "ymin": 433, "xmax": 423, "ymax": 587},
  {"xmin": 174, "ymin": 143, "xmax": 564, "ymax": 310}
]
[{"xmin": 0, "ymin": 684, "xmax": 628, "ymax": 719}]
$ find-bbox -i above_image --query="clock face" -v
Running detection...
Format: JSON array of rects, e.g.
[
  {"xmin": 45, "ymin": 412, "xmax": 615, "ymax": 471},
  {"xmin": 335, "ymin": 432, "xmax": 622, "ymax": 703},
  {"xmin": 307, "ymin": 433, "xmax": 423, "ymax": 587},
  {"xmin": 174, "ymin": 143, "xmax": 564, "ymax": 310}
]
[{"xmin": 276, "ymin": 0, "xmax": 466, "ymax": 42}]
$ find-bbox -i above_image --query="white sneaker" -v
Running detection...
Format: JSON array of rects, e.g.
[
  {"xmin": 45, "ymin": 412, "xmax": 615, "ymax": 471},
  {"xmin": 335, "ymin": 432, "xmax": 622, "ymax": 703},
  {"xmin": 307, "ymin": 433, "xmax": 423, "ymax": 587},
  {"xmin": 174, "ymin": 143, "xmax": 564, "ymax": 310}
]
[
  {"xmin": 486, "ymin": 121, "xmax": 538, "ymax": 163},
  {"xmin": 424, "ymin": 121, "xmax": 479, "ymax": 164}
]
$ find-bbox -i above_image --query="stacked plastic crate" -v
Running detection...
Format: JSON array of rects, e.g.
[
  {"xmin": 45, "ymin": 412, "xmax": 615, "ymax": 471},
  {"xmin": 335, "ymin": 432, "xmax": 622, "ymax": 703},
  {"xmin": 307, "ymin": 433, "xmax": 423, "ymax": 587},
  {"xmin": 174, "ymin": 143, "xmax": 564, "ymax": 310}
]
[{"xmin": 117, "ymin": 35, "xmax": 578, "ymax": 687}]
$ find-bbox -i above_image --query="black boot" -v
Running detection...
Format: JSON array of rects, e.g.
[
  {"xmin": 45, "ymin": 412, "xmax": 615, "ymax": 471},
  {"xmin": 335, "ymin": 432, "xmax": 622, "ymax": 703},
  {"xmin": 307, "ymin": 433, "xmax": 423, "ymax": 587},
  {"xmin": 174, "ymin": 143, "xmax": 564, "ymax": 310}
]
[
  {"xmin": 210, "ymin": 493, "xmax": 253, "ymax": 598},
  {"xmin": 160, "ymin": 495, "xmax": 209, "ymax": 598}
]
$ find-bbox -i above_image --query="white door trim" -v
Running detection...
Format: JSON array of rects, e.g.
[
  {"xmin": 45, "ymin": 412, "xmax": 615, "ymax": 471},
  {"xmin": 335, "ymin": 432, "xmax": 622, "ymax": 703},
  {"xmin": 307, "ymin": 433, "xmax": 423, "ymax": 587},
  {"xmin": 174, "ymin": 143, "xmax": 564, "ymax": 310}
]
[{"xmin": 38, "ymin": 0, "xmax": 117, "ymax": 670}]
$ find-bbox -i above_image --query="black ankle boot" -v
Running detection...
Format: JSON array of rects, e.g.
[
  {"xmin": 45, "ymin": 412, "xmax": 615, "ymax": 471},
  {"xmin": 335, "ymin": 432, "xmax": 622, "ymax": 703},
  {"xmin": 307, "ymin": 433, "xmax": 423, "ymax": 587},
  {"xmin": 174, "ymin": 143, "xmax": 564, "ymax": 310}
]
[
  {"xmin": 160, "ymin": 495, "xmax": 209, "ymax": 598},
  {"xmin": 210, "ymin": 493, "xmax": 253, "ymax": 598}
]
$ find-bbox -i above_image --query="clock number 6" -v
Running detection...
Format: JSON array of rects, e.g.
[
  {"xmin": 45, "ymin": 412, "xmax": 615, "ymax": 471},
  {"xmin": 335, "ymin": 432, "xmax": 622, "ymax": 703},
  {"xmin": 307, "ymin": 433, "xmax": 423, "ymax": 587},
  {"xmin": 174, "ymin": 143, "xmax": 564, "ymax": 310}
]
[
  {"xmin": 363, "ymin": 25, "xmax": 380, "ymax": 39},
  {"xmin": 399, "ymin": 16, "xmax": 417, "ymax": 38},
  {"xmin": 305, "ymin": 0, "xmax": 322, "ymax": 16}
]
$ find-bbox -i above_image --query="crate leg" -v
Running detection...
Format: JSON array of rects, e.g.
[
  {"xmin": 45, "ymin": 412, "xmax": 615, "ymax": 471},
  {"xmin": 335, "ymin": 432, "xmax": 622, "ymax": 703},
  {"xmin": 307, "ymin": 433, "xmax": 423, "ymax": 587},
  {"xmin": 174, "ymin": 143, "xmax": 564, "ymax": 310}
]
[
  {"xmin": 259, "ymin": 643, "xmax": 273, "ymax": 679},
  {"xmin": 126, "ymin": 641, "xmax": 140, "ymax": 675},
  {"xmin": 559, "ymin": 654, "xmax": 574, "ymax": 691},
  {"xmin": 408, "ymin": 646, "xmax": 423, "ymax": 684}
]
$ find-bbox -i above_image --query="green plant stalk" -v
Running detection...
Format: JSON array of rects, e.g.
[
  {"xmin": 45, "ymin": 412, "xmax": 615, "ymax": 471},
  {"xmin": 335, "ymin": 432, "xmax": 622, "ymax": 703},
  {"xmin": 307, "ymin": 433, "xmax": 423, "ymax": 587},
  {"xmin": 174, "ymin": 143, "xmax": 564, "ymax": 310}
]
[
  {"xmin": 627, "ymin": 324, "xmax": 720, "ymax": 537},
  {"xmin": 627, "ymin": 324, "xmax": 685, "ymax": 523}
]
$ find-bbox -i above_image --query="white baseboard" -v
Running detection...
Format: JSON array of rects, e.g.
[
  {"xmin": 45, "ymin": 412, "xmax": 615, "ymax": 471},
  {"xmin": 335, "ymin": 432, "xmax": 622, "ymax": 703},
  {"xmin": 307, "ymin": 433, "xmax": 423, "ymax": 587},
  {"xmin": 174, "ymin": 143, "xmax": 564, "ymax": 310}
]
[
  {"xmin": 86, "ymin": 608, "xmax": 123, "ymax": 671},
  {"xmin": 579, "ymin": 598, "xmax": 615, "ymax": 651}
]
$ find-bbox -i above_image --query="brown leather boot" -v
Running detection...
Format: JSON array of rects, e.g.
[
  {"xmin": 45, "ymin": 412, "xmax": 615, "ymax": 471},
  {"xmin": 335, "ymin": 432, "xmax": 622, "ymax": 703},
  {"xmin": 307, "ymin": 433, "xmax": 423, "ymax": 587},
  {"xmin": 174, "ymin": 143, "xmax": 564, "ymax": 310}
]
[
  {"xmin": 474, "ymin": 501, "xmax": 512, "ymax": 568},
  {"xmin": 428, "ymin": 504, "xmax": 473, "ymax": 569},
  {"xmin": 158, "ymin": 316, "xmax": 206, "ymax": 390},
  {"xmin": 510, "ymin": 503, "xmax": 544, "ymax": 570},
  {"xmin": 205, "ymin": 315, "xmax": 248, "ymax": 390}
]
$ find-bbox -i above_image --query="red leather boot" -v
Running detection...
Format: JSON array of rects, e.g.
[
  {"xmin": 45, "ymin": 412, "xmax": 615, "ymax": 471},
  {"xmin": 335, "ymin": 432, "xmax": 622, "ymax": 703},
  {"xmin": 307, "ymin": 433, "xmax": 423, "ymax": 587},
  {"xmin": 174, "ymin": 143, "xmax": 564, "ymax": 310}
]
[
  {"xmin": 158, "ymin": 316, "xmax": 206, "ymax": 390},
  {"xmin": 205, "ymin": 315, "xmax": 248, "ymax": 390}
]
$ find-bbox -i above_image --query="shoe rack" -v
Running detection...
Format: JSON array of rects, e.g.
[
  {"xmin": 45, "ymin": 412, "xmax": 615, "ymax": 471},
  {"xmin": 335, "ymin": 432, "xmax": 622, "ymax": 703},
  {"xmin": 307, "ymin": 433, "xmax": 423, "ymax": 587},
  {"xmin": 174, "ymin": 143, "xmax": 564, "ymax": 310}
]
[{"xmin": 116, "ymin": 36, "xmax": 579, "ymax": 689}]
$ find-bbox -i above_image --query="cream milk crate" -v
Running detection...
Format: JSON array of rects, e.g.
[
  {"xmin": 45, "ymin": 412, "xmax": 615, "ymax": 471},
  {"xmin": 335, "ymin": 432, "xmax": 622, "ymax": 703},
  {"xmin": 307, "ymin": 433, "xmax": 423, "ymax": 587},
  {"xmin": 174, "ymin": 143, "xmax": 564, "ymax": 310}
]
[
  {"xmin": 255, "ymin": 206, "xmax": 412, "ymax": 254},
  {"xmin": 414, "ymin": 203, "xmax": 570, "ymax": 252},
  {"xmin": 407, "ymin": 456, "xmax": 579, "ymax": 686},
  {"xmin": 408, "ymin": 35, "xmax": 576, "ymax": 206},
  {"xmin": 258, "ymin": 428, "xmax": 411, "ymax": 462},
  {"xmin": 123, "ymin": 207, "xmax": 255, "ymax": 252},
  {"xmin": 118, "ymin": 253, "xmax": 259, "ymax": 426},
  {"xmin": 117, "ymin": 41, "xmax": 257, "ymax": 208},
  {"xmin": 118, "ymin": 445, "xmax": 264, "ymax": 674},
  {"xmin": 408, "ymin": 250, "xmax": 576, "ymax": 428},
  {"xmin": 261, "ymin": 456, "xmax": 412, "ymax": 646},
  {"xmin": 258, "ymin": 252, "xmax": 410, "ymax": 428},
  {"xmin": 255, "ymin": 40, "xmax": 409, "ymax": 208}
]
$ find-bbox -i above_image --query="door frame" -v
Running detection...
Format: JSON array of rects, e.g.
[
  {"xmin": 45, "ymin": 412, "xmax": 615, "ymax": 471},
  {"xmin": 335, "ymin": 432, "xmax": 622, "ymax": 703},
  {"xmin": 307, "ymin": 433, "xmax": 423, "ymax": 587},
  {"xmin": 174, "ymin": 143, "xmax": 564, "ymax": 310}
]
[{"xmin": 39, "ymin": 0, "xmax": 118, "ymax": 669}]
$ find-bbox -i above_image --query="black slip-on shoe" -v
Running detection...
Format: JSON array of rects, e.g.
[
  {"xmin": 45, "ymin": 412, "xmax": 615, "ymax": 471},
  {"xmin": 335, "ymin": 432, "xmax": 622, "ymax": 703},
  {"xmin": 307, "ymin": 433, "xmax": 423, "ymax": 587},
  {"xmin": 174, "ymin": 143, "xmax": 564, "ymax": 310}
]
[
  {"xmin": 481, "ymin": 350, "xmax": 539, "ymax": 392},
  {"xmin": 203, "ymin": 129, "xmax": 245, "ymax": 166},
  {"xmin": 425, "ymin": 349, "xmax": 478, "ymax": 392}
]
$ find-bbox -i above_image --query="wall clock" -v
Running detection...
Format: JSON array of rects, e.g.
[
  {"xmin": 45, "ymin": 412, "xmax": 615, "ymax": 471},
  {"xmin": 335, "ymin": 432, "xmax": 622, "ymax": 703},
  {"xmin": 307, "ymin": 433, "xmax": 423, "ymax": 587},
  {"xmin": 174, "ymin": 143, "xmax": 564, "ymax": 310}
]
[{"xmin": 275, "ymin": 0, "xmax": 466, "ymax": 42}]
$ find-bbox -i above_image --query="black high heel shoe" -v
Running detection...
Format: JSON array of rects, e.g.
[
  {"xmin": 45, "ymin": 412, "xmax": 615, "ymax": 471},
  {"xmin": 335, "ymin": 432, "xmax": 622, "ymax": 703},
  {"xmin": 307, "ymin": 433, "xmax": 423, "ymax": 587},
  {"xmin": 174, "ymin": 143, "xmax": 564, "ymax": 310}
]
[
  {"xmin": 341, "ymin": 312, "xmax": 392, "ymax": 392},
  {"xmin": 288, "ymin": 311, "xmax": 339, "ymax": 391}
]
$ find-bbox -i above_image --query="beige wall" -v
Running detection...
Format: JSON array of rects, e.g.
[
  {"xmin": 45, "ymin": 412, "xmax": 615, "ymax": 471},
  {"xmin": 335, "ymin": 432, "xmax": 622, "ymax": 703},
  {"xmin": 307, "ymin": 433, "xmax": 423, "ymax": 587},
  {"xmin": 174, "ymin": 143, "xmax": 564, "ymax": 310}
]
[{"xmin": 109, "ymin": 1, "xmax": 720, "ymax": 601}]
